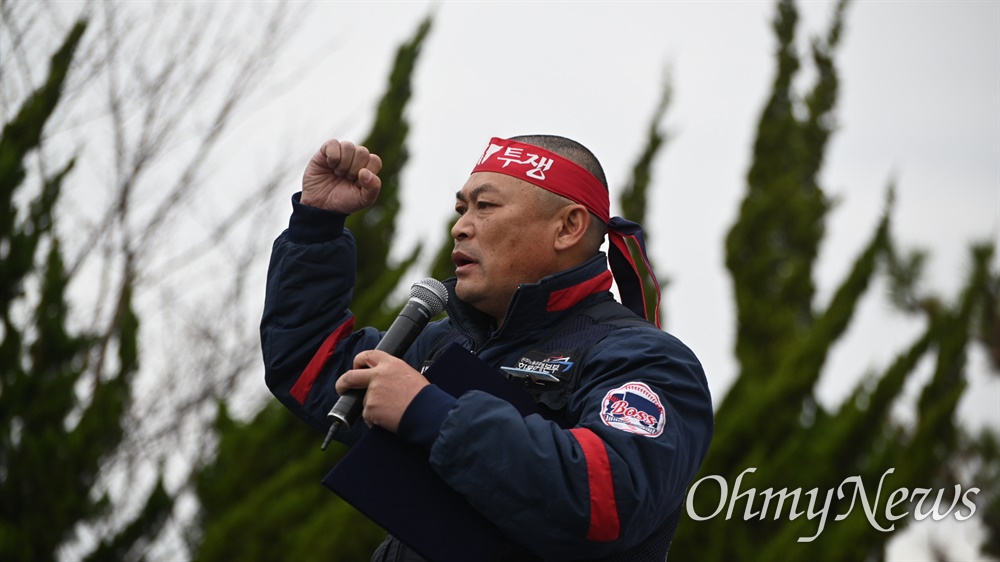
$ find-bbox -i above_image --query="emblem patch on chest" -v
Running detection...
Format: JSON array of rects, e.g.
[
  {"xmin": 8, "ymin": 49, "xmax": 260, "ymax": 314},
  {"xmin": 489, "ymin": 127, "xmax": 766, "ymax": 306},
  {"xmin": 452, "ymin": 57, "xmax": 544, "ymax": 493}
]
[
  {"xmin": 501, "ymin": 351, "xmax": 576, "ymax": 383},
  {"xmin": 600, "ymin": 382, "xmax": 665, "ymax": 437}
]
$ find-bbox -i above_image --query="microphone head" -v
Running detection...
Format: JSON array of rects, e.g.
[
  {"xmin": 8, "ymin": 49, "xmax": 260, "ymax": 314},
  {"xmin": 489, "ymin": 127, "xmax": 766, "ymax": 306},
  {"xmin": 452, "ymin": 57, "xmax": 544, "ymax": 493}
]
[{"xmin": 410, "ymin": 278, "xmax": 448, "ymax": 316}]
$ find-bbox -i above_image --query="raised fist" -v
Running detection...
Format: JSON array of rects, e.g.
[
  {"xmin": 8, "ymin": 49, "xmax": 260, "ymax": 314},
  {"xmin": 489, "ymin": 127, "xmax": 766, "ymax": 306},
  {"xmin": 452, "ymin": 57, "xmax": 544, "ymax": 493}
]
[{"xmin": 301, "ymin": 139, "xmax": 383, "ymax": 214}]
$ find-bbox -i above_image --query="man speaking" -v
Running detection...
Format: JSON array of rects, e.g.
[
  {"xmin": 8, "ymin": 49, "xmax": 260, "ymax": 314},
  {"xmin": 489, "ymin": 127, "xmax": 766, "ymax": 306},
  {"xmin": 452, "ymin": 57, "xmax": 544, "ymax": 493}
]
[{"xmin": 261, "ymin": 135, "xmax": 714, "ymax": 560}]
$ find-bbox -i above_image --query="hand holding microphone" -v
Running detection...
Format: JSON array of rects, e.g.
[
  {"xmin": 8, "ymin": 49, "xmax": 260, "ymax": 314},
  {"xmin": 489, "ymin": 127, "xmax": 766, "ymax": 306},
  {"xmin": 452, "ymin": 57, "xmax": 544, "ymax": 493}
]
[{"xmin": 322, "ymin": 278, "xmax": 448, "ymax": 449}]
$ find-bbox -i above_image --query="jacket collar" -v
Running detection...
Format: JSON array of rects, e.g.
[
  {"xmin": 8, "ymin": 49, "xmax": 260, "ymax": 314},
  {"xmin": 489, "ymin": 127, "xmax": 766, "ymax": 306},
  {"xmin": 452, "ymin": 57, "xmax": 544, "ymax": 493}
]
[{"xmin": 443, "ymin": 253, "xmax": 614, "ymax": 347}]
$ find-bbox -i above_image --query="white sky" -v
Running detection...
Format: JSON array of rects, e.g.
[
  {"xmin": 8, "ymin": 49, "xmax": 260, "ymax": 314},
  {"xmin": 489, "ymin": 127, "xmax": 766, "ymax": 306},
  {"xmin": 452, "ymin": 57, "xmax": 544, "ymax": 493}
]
[{"xmin": 232, "ymin": 2, "xmax": 997, "ymax": 559}]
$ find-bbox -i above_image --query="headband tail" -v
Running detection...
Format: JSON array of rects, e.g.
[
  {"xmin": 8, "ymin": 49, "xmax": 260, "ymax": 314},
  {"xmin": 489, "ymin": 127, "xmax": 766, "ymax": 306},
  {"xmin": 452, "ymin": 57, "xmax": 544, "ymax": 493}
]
[{"xmin": 608, "ymin": 217, "xmax": 662, "ymax": 328}]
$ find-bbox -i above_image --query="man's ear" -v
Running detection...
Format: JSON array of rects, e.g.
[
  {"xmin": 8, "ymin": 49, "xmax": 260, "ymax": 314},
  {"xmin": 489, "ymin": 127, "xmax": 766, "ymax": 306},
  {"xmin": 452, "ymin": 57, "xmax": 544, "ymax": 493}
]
[{"xmin": 554, "ymin": 205, "xmax": 591, "ymax": 251}]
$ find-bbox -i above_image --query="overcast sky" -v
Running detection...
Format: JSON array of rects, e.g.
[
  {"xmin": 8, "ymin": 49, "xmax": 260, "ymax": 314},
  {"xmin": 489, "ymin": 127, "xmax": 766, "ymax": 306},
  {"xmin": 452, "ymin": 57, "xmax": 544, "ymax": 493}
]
[{"xmin": 230, "ymin": 2, "xmax": 998, "ymax": 558}]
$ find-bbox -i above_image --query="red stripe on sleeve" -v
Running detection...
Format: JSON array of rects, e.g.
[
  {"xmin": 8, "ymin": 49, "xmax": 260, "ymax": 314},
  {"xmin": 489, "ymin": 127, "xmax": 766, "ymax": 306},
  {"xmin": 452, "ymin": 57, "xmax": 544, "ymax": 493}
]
[
  {"xmin": 290, "ymin": 318, "xmax": 355, "ymax": 405},
  {"xmin": 570, "ymin": 427, "xmax": 620, "ymax": 542}
]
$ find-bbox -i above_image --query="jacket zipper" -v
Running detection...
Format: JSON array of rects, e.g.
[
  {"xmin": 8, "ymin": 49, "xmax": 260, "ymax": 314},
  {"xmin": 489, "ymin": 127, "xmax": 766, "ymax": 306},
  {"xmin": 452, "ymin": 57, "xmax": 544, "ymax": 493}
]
[
  {"xmin": 445, "ymin": 295, "xmax": 482, "ymax": 352},
  {"xmin": 478, "ymin": 288, "xmax": 523, "ymax": 354}
]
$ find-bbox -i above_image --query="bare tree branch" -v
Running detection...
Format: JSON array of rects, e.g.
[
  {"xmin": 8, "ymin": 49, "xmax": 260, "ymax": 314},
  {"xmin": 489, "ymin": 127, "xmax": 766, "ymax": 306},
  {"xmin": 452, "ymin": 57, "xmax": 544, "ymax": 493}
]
[{"xmin": 2, "ymin": 1, "xmax": 311, "ymax": 558}]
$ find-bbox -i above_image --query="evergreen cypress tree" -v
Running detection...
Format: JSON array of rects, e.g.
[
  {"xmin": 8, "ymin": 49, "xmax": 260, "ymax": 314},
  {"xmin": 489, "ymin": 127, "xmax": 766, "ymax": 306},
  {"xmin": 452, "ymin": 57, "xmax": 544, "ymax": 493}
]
[
  {"xmin": 347, "ymin": 18, "xmax": 433, "ymax": 329},
  {"xmin": 1, "ymin": 20, "xmax": 171, "ymax": 561},
  {"xmin": 671, "ymin": 1, "xmax": 998, "ymax": 559}
]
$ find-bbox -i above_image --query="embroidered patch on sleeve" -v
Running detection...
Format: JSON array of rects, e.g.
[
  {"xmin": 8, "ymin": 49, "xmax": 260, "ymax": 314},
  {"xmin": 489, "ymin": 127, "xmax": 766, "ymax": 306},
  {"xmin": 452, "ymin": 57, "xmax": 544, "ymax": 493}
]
[{"xmin": 600, "ymin": 382, "xmax": 666, "ymax": 437}]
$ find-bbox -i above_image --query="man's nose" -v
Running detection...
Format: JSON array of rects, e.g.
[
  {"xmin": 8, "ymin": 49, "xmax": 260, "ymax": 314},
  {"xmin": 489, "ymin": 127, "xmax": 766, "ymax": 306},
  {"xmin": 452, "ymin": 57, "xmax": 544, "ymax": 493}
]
[{"xmin": 451, "ymin": 213, "xmax": 472, "ymax": 240}]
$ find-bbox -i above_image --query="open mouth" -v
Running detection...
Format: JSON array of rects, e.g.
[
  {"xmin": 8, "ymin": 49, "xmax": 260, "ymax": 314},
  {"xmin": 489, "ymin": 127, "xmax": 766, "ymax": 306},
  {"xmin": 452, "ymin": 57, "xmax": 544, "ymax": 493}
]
[{"xmin": 452, "ymin": 251, "xmax": 477, "ymax": 270}]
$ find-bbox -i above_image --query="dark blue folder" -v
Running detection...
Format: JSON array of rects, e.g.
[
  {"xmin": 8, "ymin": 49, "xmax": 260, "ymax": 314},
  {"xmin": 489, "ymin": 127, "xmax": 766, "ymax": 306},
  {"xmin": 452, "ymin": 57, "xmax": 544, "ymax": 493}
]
[{"xmin": 322, "ymin": 343, "xmax": 540, "ymax": 562}]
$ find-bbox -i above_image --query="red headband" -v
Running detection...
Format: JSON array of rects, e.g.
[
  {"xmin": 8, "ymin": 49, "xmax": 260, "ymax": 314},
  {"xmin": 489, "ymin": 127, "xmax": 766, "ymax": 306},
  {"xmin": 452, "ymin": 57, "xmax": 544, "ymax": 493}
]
[
  {"xmin": 471, "ymin": 137, "xmax": 662, "ymax": 327},
  {"xmin": 472, "ymin": 138, "xmax": 611, "ymax": 224}
]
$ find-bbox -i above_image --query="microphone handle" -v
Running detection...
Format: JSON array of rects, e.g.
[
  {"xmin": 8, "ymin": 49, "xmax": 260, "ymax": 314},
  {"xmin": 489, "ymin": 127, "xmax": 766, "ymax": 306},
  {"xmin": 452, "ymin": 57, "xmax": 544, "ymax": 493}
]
[{"xmin": 325, "ymin": 303, "xmax": 427, "ymax": 436}]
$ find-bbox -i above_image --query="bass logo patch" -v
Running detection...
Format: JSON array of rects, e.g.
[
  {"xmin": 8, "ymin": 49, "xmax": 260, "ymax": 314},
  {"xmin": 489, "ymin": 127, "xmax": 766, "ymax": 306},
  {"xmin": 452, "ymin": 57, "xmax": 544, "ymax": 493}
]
[{"xmin": 600, "ymin": 382, "xmax": 665, "ymax": 437}]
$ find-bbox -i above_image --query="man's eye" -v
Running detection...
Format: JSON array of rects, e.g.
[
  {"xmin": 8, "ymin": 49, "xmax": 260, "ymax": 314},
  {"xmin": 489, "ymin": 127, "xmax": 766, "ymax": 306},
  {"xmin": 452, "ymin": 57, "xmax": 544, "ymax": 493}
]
[
  {"xmin": 477, "ymin": 201, "xmax": 495, "ymax": 209},
  {"xmin": 455, "ymin": 205, "xmax": 467, "ymax": 216}
]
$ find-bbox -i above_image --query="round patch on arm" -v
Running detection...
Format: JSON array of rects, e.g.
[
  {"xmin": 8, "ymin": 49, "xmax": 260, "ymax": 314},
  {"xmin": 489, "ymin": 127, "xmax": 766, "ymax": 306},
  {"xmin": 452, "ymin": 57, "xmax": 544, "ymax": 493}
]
[{"xmin": 600, "ymin": 382, "xmax": 666, "ymax": 437}]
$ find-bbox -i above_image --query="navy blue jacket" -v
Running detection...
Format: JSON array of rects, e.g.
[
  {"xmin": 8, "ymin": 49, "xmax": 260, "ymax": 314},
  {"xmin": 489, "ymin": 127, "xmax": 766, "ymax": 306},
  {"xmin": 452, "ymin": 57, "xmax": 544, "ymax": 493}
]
[{"xmin": 261, "ymin": 194, "xmax": 714, "ymax": 560}]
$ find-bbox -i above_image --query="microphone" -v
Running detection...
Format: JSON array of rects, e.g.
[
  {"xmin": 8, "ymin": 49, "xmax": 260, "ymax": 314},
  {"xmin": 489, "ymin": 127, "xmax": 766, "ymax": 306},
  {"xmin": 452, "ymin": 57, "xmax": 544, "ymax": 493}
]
[{"xmin": 322, "ymin": 278, "xmax": 448, "ymax": 450}]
